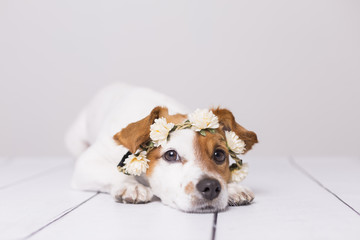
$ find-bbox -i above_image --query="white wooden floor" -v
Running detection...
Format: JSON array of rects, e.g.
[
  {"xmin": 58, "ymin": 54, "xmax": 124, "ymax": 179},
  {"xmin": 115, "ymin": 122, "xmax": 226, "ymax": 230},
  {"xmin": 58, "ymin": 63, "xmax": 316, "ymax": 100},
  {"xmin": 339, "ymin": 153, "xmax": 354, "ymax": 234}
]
[{"xmin": 0, "ymin": 156, "xmax": 359, "ymax": 240}]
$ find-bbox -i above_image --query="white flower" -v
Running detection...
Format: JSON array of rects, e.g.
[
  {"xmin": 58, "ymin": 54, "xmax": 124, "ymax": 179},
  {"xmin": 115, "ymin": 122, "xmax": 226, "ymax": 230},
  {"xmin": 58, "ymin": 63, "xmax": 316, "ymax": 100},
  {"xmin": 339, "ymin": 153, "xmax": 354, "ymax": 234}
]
[
  {"xmin": 230, "ymin": 163, "xmax": 248, "ymax": 183},
  {"xmin": 225, "ymin": 131, "xmax": 246, "ymax": 154},
  {"xmin": 188, "ymin": 109, "xmax": 219, "ymax": 131},
  {"xmin": 150, "ymin": 117, "xmax": 174, "ymax": 147},
  {"xmin": 123, "ymin": 152, "xmax": 150, "ymax": 176}
]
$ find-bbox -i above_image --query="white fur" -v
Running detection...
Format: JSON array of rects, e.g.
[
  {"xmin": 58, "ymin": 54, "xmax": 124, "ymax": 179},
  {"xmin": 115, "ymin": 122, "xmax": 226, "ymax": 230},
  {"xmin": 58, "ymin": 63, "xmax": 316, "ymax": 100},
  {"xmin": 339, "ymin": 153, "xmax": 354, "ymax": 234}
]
[
  {"xmin": 148, "ymin": 129, "xmax": 228, "ymax": 212},
  {"xmin": 66, "ymin": 83, "xmax": 253, "ymax": 212},
  {"xmin": 227, "ymin": 183, "xmax": 255, "ymax": 206}
]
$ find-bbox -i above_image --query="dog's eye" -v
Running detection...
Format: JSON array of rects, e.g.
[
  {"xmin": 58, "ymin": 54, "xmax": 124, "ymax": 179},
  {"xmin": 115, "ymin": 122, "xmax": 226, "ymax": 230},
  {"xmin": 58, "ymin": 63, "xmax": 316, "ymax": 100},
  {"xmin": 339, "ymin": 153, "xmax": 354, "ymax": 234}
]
[
  {"xmin": 213, "ymin": 149, "xmax": 226, "ymax": 164},
  {"xmin": 163, "ymin": 150, "xmax": 180, "ymax": 162}
]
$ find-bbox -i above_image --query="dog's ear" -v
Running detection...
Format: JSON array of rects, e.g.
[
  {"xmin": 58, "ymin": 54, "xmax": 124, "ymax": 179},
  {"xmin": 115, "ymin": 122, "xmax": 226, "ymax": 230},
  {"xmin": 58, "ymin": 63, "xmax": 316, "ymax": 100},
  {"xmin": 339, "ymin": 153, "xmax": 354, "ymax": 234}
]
[
  {"xmin": 212, "ymin": 108, "xmax": 258, "ymax": 153},
  {"xmin": 113, "ymin": 106, "xmax": 169, "ymax": 153}
]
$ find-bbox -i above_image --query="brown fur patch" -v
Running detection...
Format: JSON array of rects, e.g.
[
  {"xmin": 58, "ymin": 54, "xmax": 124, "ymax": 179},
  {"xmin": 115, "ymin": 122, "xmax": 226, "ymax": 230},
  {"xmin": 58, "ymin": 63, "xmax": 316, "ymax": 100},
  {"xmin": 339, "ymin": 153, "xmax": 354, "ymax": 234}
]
[
  {"xmin": 113, "ymin": 107, "xmax": 187, "ymax": 153},
  {"xmin": 113, "ymin": 107, "xmax": 187, "ymax": 176},
  {"xmin": 194, "ymin": 108, "xmax": 258, "ymax": 183},
  {"xmin": 184, "ymin": 182, "xmax": 194, "ymax": 195},
  {"xmin": 211, "ymin": 108, "xmax": 258, "ymax": 153},
  {"xmin": 113, "ymin": 106, "xmax": 168, "ymax": 153},
  {"xmin": 145, "ymin": 147, "xmax": 162, "ymax": 177},
  {"xmin": 166, "ymin": 113, "xmax": 187, "ymax": 125},
  {"xmin": 194, "ymin": 130, "xmax": 231, "ymax": 182}
]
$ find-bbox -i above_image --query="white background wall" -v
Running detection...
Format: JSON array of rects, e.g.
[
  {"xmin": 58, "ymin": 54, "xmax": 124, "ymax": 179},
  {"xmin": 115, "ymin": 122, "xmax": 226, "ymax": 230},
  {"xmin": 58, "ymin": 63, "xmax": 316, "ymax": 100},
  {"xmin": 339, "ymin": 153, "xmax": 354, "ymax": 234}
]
[{"xmin": 0, "ymin": 0, "xmax": 359, "ymax": 157}]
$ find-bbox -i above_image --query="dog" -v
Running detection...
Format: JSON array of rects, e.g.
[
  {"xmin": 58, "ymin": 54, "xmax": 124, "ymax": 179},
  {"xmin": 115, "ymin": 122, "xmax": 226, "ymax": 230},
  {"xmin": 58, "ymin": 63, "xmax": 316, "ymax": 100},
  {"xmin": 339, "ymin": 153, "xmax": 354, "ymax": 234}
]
[{"xmin": 65, "ymin": 83, "xmax": 258, "ymax": 213}]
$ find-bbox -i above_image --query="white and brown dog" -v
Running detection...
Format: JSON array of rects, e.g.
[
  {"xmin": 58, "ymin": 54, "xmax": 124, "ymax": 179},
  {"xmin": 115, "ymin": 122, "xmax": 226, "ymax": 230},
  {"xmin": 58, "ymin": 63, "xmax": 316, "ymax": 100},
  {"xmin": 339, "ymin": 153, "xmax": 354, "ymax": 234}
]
[{"xmin": 66, "ymin": 83, "xmax": 258, "ymax": 213}]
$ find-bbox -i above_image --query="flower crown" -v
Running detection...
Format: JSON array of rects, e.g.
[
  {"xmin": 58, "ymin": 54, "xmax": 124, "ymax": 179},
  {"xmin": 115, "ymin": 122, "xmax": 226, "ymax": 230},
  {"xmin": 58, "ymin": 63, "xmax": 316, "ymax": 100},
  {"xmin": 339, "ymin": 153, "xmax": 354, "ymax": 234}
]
[{"xmin": 117, "ymin": 109, "xmax": 248, "ymax": 183}]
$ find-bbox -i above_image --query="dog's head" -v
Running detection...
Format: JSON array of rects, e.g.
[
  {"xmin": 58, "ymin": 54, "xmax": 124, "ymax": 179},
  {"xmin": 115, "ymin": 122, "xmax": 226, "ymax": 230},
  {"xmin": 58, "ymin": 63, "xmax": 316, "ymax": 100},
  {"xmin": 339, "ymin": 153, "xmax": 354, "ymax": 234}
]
[{"xmin": 114, "ymin": 106, "xmax": 257, "ymax": 213}]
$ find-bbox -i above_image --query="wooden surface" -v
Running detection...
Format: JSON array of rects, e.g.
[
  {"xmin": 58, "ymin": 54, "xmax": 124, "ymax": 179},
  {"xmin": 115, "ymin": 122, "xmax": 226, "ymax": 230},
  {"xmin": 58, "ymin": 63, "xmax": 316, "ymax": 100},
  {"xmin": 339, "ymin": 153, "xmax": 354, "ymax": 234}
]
[{"xmin": 0, "ymin": 156, "xmax": 359, "ymax": 240}]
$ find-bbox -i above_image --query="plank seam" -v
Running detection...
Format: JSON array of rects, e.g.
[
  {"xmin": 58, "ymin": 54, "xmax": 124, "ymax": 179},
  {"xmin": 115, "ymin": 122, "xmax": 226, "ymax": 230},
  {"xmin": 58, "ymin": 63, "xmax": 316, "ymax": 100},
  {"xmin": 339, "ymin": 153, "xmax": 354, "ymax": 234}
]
[
  {"xmin": 23, "ymin": 192, "xmax": 100, "ymax": 240},
  {"xmin": 211, "ymin": 212, "xmax": 218, "ymax": 240},
  {"xmin": 289, "ymin": 156, "xmax": 360, "ymax": 216}
]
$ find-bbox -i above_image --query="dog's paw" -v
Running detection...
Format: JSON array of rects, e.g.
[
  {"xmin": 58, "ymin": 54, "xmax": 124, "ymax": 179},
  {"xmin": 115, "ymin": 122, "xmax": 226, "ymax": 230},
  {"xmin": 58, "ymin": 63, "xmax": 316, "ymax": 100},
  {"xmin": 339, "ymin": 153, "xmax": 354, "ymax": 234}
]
[
  {"xmin": 227, "ymin": 183, "xmax": 254, "ymax": 206},
  {"xmin": 111, "ymin": 183, "xmax": 153, "ymax": 204}
]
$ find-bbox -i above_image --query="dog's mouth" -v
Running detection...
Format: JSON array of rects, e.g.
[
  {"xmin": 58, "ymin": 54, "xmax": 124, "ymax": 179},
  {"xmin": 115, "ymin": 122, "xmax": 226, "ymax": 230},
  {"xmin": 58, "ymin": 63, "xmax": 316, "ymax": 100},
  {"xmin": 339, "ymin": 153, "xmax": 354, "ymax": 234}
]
[
  {"xmin": 197, "ymin": 205, "xmax": 216, "ymax": 213},
  {"xmin": 169, "ymin": 198, "xmax": 225, "ymax": 213},
  {"xmin": 181, "ymin": 193, "xmax": 228, "ymax": 213},
  {"xmin": 187, "ymin": 203, "xmax": 227, "ymax": 213}
]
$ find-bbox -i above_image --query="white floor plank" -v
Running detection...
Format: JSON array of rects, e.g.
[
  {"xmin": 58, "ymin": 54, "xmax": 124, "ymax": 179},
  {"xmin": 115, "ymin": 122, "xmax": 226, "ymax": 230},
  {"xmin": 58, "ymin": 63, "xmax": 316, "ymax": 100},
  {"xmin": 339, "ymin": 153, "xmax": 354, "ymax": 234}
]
[
  {"xmin": 293, "ymin": 156, "xmax": 360, "ymax": 213},
  {"xmin": 30, "ymin": 194, "xmax": 214, "ymax": 240},
  {"xmin": 0, "ymin": 164, "xmax": 95, "ymax": 240},
  {"xmin": 216, "ymin": 157, "xmax": 360, "ymax": 240},
  {"xmin": 2, "ymin": 156, "xmax": 359, "ymax": 240},
  {"xmin": 0, "ymin": 157, "xmax": 71, "ymax": 189}
]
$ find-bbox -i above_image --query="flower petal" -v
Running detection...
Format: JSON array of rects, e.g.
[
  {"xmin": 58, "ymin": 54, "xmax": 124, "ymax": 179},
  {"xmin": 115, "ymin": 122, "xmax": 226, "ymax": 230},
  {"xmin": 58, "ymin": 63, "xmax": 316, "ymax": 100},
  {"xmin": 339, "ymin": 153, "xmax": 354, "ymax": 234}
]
[
  {"xmin": 230, "ymin": 163, "xmax": 249, "ymax": 182},
  {"xmin": 225, "ymin": 131, "xmax": 246, "ymax": 154},
  {"xmin": 123, "ymin": 152, "xmax": 150, "ymax": 176},
  {"xmin": 150, "ymin": 117, "xmax": 174, "ymax": 147},
  {"xmin": 188, "ymin": 109, "xmax": 219, "ymax": 131}
]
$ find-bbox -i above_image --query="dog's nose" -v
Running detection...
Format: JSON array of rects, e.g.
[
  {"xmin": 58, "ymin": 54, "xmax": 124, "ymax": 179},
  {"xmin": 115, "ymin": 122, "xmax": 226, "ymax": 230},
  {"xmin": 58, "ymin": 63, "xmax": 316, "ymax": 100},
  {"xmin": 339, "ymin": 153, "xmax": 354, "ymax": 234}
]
[{"xmin": 196, "ymin": 178, "xmax": 221, "ymax": 200}]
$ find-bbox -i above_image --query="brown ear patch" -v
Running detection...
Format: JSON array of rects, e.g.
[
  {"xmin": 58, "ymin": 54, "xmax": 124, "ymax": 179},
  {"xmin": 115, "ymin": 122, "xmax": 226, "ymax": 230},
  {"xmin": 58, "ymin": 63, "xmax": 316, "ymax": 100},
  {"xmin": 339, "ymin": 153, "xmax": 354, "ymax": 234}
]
[
  {"xmin": 211, "ymin": 108, "xmax": 258, "ymax": 153},
  {"xmin": 113, "ymin": 106, "xmax": 169, "ymax": 153},
  {"xmin": 165, "ymin": 113, "xmax": 188, "ymax": 125},
  {"xmin": 113, "ymin": 106, "xmax": 187, "ymax": 154}
]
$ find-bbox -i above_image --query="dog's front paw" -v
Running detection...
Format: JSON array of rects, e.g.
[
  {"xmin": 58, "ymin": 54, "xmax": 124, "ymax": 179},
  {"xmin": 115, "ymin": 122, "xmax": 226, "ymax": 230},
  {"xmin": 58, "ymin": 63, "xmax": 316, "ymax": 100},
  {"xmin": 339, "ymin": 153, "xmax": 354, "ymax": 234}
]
[
  {"xmin": 227, "ymin": 183, "xmax": 254, "ymax": 206},
  {"xmin": 111, "ymin": 183, "xmax": 153, "ymax": 204}
]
